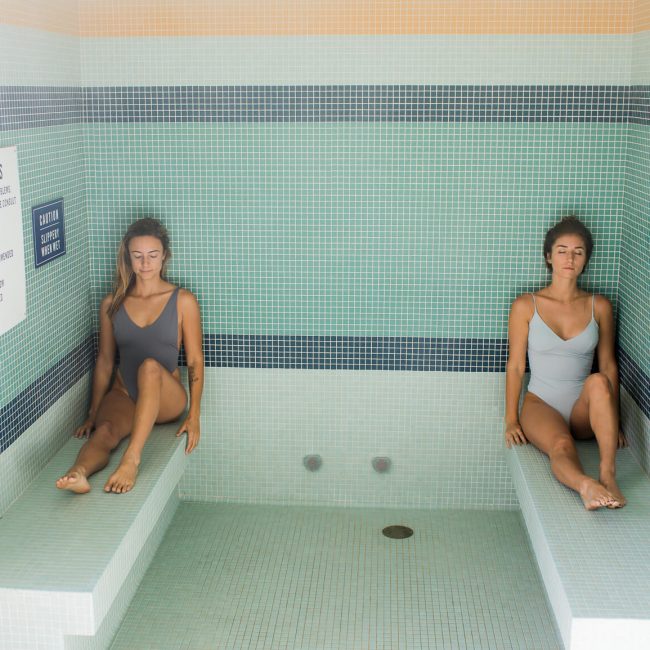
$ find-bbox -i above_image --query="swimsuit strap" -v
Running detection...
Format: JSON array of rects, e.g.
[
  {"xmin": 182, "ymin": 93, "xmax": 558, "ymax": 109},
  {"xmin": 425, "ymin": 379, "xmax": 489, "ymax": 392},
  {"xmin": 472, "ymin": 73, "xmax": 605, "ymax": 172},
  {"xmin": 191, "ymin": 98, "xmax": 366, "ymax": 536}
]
[{"xmin": 532, "ymin": 293, "xmax": 594, "ymax": 318}]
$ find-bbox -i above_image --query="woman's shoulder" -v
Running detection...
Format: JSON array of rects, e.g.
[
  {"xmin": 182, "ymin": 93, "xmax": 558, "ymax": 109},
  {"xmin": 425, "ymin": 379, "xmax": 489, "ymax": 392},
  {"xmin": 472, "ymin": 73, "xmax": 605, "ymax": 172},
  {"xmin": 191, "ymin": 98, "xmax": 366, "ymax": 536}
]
[
  {"xmin": 592, "ymin": 294, "xmax": 613, "ymax": 319},
  {"xmin": 177, "ymin": 287, "xmax": 197, "ymax": 300},
  {"xmin": 592, "ymin": 293, "xmax": 611, "ymax": 306},
  {"xmin": 177, "ymin": 288, "xmax": 199, "ymax": 309},
  {"xmin": 510, "ymin": 293, "xmax": 535, "ymax": 314},
  {"xmin": 98, "ymin": 294, "xmax": 117, "ymax": 323},
  {"xmin": 513, "ymin": 292, "xmax": 536, "ymax": 304}
]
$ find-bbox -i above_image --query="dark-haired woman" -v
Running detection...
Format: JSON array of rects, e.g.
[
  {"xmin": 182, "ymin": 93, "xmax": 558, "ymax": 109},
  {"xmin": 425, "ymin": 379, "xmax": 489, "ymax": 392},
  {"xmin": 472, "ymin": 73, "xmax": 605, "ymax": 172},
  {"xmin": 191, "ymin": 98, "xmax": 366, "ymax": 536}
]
[
  {"xmin": 505, "ymin": 216, "xmax": 626, "ymax": 510},
  {"xmin": 56, "ymin": 218, "xmax": 203, "ymax": 494}
]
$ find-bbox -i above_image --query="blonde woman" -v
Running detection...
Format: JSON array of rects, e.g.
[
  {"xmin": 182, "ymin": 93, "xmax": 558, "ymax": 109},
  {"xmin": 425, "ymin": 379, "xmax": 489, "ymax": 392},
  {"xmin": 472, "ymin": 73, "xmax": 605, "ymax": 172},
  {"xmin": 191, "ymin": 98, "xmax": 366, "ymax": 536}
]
[
  {"xmin": 56, "ymin": 218, "xmax": 203, "ymax": 494},
  {"xmin": 505, "ymin": 216, "xmax": 626, "ymax": 510}
]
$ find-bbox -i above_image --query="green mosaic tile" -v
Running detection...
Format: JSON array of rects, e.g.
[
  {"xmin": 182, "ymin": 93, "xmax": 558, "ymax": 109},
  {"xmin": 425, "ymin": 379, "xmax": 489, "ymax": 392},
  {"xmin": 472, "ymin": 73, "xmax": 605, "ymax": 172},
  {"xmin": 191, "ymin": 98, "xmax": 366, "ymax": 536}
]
[
  {"xmin": 621, "ymin": 124, "xmax": 650, "ymax": 369},
  {"xmin": 0, "ymin": 125, "xmax": 92, "ymax": 407},
  {"xmin": 86, "ymin": 123, "xmax": 625, "ymax": 338}
]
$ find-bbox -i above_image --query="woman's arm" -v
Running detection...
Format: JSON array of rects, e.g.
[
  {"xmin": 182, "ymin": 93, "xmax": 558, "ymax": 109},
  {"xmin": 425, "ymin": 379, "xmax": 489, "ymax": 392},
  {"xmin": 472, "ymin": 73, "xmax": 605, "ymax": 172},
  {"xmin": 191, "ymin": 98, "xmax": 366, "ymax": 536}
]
[
  {"xmin": 595, "ymin": 295, "xmax": 625, "ymax": 446},
  {"xmin": 504, "ymin": 295, "xmax": 531, "ymax": 447},
  {"xmin": 75, "ymin": 295, "xmax": 116, "ymax": 437},
  {"xmin": 595, "ymin": 295, "xmax": 618, "ymax": 400},
  {"xmin": 176, "ymin": 290, "xmax": 204, "ymax": 454}
]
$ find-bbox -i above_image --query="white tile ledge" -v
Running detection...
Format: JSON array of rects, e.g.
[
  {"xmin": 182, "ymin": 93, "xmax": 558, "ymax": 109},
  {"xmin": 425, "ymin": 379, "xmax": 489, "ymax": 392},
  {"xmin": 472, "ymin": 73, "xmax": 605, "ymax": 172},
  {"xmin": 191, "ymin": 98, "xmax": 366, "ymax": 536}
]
[
  {"xmin": 0, "ymin": 424, "xmax": 187, "ymax": 650},
  {"xmin": 506, "ymin": 442, "xmax": 650, "ymax": 650}
]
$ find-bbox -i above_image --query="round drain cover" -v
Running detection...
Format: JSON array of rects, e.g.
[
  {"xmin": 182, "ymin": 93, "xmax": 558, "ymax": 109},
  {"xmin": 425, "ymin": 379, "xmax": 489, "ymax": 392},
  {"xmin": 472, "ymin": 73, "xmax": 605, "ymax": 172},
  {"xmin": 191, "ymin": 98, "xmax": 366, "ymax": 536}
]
[{"xmin": 382, "ymin": 525, "xmax": 413, "ymax": 539}]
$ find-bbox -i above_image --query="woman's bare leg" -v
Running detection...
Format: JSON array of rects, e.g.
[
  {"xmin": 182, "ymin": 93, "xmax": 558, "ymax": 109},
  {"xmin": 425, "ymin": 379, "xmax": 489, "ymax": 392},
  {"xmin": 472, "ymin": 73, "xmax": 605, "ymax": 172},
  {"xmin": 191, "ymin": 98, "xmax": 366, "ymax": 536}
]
[
  {"xmin": 520, "ymin": 393, "xmax": 618, "ymax": 510},
  {"xmin": 104, "ymin": 359, "xmax": 186, "ymax": 494},
  {"xmin": 569, "ymin": 373, "xmax": 625, "ymax": 507},
  {"xmin": 56, "ymin": 390, "xmax": 135, "ymax": 493}
]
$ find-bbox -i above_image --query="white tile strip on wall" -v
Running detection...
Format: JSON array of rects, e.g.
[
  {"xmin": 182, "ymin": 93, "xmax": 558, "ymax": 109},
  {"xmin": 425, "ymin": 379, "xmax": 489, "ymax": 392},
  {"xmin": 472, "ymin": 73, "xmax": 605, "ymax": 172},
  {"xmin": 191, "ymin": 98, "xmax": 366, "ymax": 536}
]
[
  {"xmin": 80, "ymin": 35, "xmax": 631, "ymax": 86},
  {"xmin": 180, "ymin": 368, "xmax": 517, "ymax": 509},
  {"xmin": 0, "ymin": 376, "xmax": 89, "ymax": 516},
  {"xmin": 0, "ymin": 25, "xmax": 80, "ymax": 85},
  {"xmin": 621, "ymin": 387, "xmax": 650, "ymax": 475}
]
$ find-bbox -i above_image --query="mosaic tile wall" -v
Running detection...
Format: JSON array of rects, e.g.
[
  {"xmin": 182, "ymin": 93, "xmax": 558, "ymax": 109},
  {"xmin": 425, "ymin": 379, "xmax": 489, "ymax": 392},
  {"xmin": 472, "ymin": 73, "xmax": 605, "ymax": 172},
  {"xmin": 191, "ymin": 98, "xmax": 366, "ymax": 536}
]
[
  {"xmin": 79, "ymin": 1, "xmax": 637, "ymax": 508},
  {"xmin": 1, "ymin": 1, "xmax": 648, "ymax": 510},
  {"xmin": 619, "ymin": 0, "xmax": 650, "ymax": 471},
  {"xmin": 0, "ymin": 1, "xmax": 94, "ymax": 510}
]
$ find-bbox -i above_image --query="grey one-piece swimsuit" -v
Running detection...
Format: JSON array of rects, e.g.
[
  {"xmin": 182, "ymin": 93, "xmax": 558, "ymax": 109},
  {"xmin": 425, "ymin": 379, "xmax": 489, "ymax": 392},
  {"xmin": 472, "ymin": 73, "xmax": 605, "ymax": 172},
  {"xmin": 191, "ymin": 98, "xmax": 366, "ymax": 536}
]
[
  {"xmin": 112, "ymin": 287, "xmax": 180, "ymax": 402},
  {"xmin": 527, "ymin": 293, "xmax": 598, "ymax": 424}
]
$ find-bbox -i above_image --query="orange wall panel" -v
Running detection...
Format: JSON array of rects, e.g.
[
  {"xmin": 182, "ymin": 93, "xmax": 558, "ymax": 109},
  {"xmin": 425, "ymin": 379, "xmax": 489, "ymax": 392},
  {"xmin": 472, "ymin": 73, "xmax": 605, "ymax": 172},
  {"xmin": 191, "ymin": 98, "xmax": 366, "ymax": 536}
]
[
  {"xmin": 76, "ymin": 1, "xmax": 632, "ymax": 37},
  {"xmin": 1, "ymin": 0, "xmax": 78, "ymax": 35},
  {"xmin": 3, "ymin": 1, "xmax": 640, "ymax": 38}
]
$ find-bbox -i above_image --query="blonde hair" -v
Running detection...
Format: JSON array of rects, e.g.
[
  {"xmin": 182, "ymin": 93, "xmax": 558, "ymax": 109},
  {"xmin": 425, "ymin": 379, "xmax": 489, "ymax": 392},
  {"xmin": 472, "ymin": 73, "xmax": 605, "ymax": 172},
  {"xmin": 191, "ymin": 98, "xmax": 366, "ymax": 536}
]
[{"xmin": 107, "ymin": 218, "xmax": 171, "ymax": 318}]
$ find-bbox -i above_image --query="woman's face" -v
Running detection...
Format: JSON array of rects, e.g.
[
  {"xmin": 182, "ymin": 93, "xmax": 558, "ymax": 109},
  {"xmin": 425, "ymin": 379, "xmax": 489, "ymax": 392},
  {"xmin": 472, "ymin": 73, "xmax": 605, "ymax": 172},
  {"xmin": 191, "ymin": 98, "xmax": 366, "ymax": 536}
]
[
  {"xmin": 128, "ymin": 235, "xmax": 165, "ymax": 279},
  {"xmin": 547, "ymin": 234, "xmax": 587, "ymax": 277}
]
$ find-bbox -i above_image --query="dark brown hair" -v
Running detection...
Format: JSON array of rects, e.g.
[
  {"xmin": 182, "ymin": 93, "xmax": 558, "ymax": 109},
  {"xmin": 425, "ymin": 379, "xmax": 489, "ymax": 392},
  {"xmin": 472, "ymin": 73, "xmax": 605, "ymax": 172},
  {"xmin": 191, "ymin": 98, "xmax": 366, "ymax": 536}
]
[
  {"xmin": 107, "ymin": 218, "xmax": 171, "ymax": 317},
  {"xmin": 543, "ymin": 216, "xmax": 593, "ymax": 272}
]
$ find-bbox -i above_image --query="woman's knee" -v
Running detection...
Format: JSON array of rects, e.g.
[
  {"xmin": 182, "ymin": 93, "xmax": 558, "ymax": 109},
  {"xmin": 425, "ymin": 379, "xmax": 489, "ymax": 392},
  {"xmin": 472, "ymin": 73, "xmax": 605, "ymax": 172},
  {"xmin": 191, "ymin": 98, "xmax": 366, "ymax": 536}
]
[
  {"xmin": 549, "ymin": 435, "xmax": 576, "ymax": 458},
  {"xmin": 137, "ymin": 358, "xmax": 163, "ymax": 385},
  {"xmin": 92, "ymin": 423, "xmax": 122, "ymax": 450},
  {"xmin": 584, "ymin": 373, "xmax": 613, "ymax": 401}
]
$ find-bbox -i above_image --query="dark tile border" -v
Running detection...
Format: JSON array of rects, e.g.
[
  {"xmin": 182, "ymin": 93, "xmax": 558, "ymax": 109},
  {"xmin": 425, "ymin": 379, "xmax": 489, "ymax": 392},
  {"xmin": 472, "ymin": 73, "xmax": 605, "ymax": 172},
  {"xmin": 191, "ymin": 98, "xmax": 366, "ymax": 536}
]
[
  {"xmin": 0, "ymin": 85, "xmax": 640, "ymax": 131},
  {"xmin": 628, "ymin": 86, "xmax": 650, "ymax": 126},
  {"xmin": 189, "ymin": 334, "xmax": 509, "ymax": 371},
  {"xmin": 0, "ymin": 335, "xmax": 95, "ymax": 452},
  {"xmin": 82, "ymin": 85, "xmax": 630, "ymax": 124},
  {"xmin": 0, "ymin": 86, "xmax": 83, "ymax": 131}
]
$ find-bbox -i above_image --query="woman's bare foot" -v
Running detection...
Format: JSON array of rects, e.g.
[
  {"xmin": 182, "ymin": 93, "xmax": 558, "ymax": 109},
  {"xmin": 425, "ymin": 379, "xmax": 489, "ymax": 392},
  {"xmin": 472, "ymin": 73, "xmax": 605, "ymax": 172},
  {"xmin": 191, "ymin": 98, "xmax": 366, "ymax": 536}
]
[
  {"xmin": 104, "ymin": 458, "xmax": 139, "ymax": 494},
  {"xmin": 600, "ymin": 472, "xmax": 626, "ymax": 508},
  {"xmin": 56, "ymin": 470, "xmax": 91, "ymax": 494},
  {"xmin": 579, "ymin": 478, "xmax": 618, "ymax": 510}
]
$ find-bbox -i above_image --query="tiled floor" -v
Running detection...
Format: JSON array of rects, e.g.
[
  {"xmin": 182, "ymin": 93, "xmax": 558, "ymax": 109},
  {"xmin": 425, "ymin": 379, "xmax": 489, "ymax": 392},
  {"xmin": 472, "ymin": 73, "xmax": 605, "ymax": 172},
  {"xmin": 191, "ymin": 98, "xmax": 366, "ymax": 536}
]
[{"xmin": 111, "ymin": 504, "xmax": 561, "ymax": 650}]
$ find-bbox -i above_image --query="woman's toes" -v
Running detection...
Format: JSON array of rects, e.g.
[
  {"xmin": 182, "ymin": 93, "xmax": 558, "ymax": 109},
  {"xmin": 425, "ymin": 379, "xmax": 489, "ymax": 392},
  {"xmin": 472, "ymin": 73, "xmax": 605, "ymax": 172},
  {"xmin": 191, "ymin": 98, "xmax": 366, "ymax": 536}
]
[{"xmin": 56, "ymin": 471, "xmax": 91, "ymax": 494}]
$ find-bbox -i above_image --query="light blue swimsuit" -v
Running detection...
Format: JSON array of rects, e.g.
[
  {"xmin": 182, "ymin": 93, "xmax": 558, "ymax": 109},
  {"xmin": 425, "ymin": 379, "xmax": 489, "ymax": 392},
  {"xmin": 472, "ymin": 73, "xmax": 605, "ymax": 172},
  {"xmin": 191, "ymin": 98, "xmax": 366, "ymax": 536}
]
[{"xmin": 527, "ymin": 294, "xmax": 598, "ymax": 424}]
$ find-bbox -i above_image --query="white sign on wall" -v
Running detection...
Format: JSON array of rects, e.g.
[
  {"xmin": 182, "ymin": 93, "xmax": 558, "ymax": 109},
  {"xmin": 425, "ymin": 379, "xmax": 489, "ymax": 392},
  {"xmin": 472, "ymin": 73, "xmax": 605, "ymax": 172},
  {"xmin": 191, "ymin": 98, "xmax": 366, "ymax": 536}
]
[{"xmin": 0, "ymin": 146, "xmax": 26, "ymax": 336}]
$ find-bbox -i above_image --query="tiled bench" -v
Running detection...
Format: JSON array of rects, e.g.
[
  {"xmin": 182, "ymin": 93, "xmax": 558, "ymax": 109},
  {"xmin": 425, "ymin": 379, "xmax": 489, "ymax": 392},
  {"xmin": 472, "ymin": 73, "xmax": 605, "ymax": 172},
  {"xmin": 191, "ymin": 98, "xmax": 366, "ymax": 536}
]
[
  {"xmin": 506, "ymin": 442, "xmax": 650, "ymax": 650},
  {"xmin": 0, "ymin": 424, "xmax": 187, "ymax": 650}
]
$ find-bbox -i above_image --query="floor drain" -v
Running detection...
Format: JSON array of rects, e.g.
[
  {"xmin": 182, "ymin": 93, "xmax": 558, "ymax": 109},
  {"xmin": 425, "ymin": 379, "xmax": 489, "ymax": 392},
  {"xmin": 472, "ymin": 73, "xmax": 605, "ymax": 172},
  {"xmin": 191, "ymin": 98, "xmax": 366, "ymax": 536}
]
[{"xmin": 382, "ymin": 525, "xmax": 413, "ymax": 539}]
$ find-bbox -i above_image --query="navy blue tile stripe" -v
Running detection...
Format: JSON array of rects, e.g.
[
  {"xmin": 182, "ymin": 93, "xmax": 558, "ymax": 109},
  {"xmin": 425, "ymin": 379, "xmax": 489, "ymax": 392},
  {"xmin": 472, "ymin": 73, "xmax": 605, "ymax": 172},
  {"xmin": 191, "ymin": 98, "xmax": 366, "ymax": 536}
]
[
  {"xmin": 181, "ymin": 335, "xmax": 509, "ymax": 371},
  {"xmin": 82, "ymin": 86, "xmax": 629, "ymax": 124},
  {"xmin": 0, "ymin": 85, "xmax": 635, "ymax": 130},
  {"xmin": 619, "ymin": 347, "xmax": 650, "ymax": 420},
  {"xmin": 0, "ymin": 86, "xmax": 83, "ymax": 131},
  {"xmin": 628, "ymin": 86, "xmax": 650, "ymax": 126},
  {"xmin": 0, "ymin": 335, "xmax": 95, "ymax": 453}
]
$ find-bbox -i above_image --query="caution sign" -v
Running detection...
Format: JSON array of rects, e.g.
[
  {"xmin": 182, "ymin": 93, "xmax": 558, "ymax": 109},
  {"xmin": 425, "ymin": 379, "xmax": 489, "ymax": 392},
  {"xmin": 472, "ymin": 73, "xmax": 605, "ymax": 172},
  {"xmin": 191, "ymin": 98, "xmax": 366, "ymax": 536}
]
[
  {"xmin": 0, "ymin": 146, "xmax": 26, "ymax": 336},
  {"xmin": 32, "ymin": 199, "xmax": 65, "ymax": 267}
]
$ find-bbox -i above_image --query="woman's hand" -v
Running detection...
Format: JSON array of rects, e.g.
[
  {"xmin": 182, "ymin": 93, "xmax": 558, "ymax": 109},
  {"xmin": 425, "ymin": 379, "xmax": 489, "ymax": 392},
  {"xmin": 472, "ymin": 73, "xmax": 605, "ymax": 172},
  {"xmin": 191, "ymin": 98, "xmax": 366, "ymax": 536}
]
[
  {"xmin": 176, "ymin": 414, "xmax": 201, "ymax": 454},
  {"xmin": 74, "ymin": 417, "xmax": 95, "ymax": 439},
  {"xmin": 505, "ymin": 421, "xmax": 528, "ymax": 448},
  {"xmin": 618, "ymin": 429, "xmax": 627, "ymax": 449}
]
